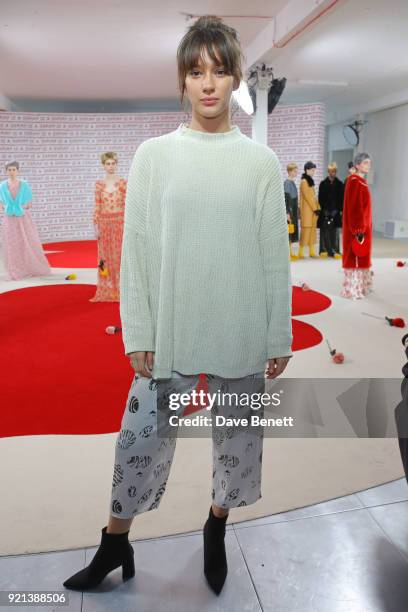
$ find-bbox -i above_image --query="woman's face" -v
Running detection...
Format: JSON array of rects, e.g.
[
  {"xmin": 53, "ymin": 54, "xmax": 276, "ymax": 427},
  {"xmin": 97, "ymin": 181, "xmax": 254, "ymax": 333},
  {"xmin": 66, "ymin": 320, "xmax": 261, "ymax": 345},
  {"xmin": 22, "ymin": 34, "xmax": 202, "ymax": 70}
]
[
  {"xmin": 184, "ymin": 46, "xmax": 238, "ymax": 121},
  {"xmin": 306, "ymin": 168, "xmax": 316, "ymax": 177},
  {"xmin": 356, "ymin": 158, "xmax": 371, "ymax": 175},
  {"xmin": 289, "ymin": 168, "xmax": 298, "ymax": 179},
  {"xmin": 6, "ymin": 166, "xmax": 19, "ymax": 180},
  {"xmin": 103, "ymin": 159, "xmax": 117, "ymax": 174}
]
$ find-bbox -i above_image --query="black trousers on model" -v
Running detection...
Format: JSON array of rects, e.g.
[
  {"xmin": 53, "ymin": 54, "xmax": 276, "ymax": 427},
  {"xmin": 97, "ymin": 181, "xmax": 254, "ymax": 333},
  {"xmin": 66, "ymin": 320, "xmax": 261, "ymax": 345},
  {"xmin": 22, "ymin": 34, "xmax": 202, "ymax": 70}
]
[{"xmin": 319, "ymin": 226, "xmax": 338, "ymax": 255}]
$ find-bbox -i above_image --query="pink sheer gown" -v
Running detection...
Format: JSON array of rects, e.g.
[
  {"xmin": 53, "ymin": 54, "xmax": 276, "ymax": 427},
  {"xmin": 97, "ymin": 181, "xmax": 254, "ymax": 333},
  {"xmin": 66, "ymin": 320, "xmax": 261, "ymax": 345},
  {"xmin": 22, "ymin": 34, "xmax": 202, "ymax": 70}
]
[
  {"xmin": 90, "ymin": 178, "xmax": 127, "ymax": 302},
  {"xmin": 0, "ymin": 181, "xmax": 51, "ymax": 280}
]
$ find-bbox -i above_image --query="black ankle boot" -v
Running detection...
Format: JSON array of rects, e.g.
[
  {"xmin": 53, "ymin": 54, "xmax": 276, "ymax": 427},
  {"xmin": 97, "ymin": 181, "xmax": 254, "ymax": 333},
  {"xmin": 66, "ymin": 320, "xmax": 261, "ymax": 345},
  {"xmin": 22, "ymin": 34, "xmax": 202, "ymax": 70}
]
[
  {"xmin": 63, "ymin": 526, "xmax": 135, "ymax": 591},
  {"xmin": 203, "ymin": 506, "xmax": 229, "ymax": 595}
]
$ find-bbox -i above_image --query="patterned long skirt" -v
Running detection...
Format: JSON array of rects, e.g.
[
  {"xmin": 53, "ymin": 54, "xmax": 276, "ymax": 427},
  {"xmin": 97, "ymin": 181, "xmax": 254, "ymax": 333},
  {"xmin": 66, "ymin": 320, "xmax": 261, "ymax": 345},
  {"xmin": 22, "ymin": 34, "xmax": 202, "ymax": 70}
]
[
  {"xmin": 1, "ymin": 211, "xmax": 51, "ymax": 281},
  {"xmin": 341, "ymin": 268, "xmax": 373, "ymax": 300},
  {"xmin": 90, "ymin": 212, "xmax": 124, "ymax": 302}
]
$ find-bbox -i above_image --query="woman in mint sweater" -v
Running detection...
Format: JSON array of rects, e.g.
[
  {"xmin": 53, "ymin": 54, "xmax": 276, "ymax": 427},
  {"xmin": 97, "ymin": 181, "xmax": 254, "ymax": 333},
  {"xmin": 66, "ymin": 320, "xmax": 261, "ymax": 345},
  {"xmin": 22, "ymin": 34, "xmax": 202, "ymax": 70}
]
[{"xmin": 64, "ymin": 14, "xmax": 293, "ymax": 597}]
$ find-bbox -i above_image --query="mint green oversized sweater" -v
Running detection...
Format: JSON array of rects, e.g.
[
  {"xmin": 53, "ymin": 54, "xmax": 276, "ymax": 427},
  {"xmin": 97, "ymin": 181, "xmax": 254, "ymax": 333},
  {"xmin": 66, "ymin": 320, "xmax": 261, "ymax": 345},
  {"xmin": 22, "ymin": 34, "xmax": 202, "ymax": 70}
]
[{"xmin": 120, "ymin": 122, "xmax": 293, "ymax": 379}]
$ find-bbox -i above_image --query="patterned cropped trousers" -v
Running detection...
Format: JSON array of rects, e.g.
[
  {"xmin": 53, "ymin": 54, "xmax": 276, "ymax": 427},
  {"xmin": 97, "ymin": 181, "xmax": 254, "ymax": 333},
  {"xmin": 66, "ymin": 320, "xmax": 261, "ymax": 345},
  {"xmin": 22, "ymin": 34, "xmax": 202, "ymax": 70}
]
[{"xmin": 109, "ymin": 371, "xmax": 265, "ymax": 519}]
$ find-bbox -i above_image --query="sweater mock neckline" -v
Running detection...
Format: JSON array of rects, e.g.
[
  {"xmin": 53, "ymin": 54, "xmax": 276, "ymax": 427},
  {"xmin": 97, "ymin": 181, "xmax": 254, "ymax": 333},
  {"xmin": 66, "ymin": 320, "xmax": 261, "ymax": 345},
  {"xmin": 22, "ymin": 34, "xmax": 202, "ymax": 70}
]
[{"xmin": 177, "ymin": 122, "xmax": 243, "ymax": 144}]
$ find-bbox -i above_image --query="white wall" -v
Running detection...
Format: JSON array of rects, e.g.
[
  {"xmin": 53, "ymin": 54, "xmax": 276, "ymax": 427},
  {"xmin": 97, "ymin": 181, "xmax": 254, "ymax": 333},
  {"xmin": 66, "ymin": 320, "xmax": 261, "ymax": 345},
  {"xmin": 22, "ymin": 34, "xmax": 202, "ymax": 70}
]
[
  {"xmin": 328, "ymin": 104, "xmax": 408, "ymax": 233},
  {"xmin": 326, "ymin": 123, "xmax": 356, "ymax": 180},
  {"xmin": 0, "ymin": 104, "xmax": 325, "ymax": 242},
  {"xmin": 327, "ymin": 123, "xmax": 354, "ymax": 152},
  {"xmin": 361, "ymin": 103, "xmax": 408, "ymax": 232},
  {"xmin": 0, "ymin": 94, "xmax": 11, "ymax": 110}
]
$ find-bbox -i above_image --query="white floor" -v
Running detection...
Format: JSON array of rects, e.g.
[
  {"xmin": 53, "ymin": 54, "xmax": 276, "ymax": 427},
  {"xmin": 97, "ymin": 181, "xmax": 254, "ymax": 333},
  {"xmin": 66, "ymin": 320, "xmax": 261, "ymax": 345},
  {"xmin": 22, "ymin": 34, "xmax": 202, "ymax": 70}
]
[
  {"xmin": 1, "ymin": 238, "xmax": 408, "ymax": 611},
  {"xmin": 1, "ymin": 478, "xmax": 408, "ymax": 611},
  {"xmin": 290, "ymin": 258, "xmax": 407, "ymax": 379}
]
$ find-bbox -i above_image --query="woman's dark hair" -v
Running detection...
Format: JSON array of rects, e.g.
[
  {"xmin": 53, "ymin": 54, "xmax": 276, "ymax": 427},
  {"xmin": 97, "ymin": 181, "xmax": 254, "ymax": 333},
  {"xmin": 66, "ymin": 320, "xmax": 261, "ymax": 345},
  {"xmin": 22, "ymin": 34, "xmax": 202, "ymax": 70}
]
[
  {"xmin": 302, "ymin": 161, "xmax": 316, "ymax": 185},
  {"xmin": 303, "ymin": 161, "xmax": 316, "ymax": 172},
  {"xmin": 176, "ymin": 15, "xmax": 245, "ymax": 107}
]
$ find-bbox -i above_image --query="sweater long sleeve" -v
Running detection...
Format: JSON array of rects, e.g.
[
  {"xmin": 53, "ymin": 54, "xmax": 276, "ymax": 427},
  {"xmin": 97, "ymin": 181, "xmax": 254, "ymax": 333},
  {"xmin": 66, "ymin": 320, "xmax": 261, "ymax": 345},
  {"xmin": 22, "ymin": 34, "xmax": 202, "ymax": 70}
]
[
  {"xmin": 258, "ymin": 157, "xmax": 293, "ymax": 358},
  {"xmin": 120, "ymin": 143, "xmax": 155, "ymax": 354},
  {"xmin": 120, "ymin": 123, "xmax": 293, "ymax": 379}
]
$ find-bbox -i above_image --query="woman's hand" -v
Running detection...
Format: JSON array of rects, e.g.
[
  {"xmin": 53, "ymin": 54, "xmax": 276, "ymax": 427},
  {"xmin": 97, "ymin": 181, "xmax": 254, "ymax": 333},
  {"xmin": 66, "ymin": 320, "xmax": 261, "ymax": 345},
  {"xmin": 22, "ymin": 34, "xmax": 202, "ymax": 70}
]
[
  {"xmin": 94, "ymin": 226, "xmax": 100, "ymax": 239},
  {"xmin": 128, "ymin": 351, "xmax": 155, "ymax": 378},
  {"xmin": 265, "ymin": 356, "xmax": 291, "ymax": 379}
]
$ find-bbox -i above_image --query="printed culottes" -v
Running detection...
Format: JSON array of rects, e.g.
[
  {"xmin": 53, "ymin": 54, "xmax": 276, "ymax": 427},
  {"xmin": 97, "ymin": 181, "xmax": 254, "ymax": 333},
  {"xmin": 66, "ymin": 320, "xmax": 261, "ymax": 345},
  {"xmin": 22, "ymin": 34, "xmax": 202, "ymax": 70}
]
[{"xmin": 109, "ymin": 371, "xmax": 265, "ymax": 519}]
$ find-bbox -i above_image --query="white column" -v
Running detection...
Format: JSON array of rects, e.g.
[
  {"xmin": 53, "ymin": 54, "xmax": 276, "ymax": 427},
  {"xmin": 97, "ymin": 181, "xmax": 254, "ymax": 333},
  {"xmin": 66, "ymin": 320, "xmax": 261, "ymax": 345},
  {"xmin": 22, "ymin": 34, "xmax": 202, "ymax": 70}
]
[
  {"xmin": 0, "ymin": 94, "xmax": 11, "ymax": 111},
  {"xmin": 251, "ymin": 87, "xmax": 268, "ymax": 145},
  {"xmin": 356, "ymin": 113, "xmax": 365, "ymax": 154}
]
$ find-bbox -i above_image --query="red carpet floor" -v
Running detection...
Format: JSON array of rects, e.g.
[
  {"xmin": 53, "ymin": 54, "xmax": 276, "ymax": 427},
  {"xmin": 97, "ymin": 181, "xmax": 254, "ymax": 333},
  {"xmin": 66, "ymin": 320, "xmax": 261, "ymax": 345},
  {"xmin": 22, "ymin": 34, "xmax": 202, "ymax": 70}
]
[
  {"xmin": 1, "ymin": 284, "xmax": 326, "ymax": 438},
  {"xmin": 40, "ymin": 241, "xmax": 335, "ymax": 318},
  {"xmin": 43, "ymin": 240, "xmax": 97, "ymax": 268},
  {"xmin": 1, "ymin": 284, "xmax": 128, "ymax": 438},
  {"xmin": 292, "ymin": 285, "xmax": 331, "ymax": 315}
]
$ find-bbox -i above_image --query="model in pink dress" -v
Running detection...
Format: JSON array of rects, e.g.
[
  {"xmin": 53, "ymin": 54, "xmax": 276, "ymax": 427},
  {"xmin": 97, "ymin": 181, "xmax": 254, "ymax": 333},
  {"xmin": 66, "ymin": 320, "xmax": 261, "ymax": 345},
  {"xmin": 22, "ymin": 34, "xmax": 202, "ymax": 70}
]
[
  {"xmin": 90, "ymin": 152, "xmax": 127, "ymax": 302},
  {"xmin": 0, "ymin": 161, "xmax": 51, "ymax": 281}
]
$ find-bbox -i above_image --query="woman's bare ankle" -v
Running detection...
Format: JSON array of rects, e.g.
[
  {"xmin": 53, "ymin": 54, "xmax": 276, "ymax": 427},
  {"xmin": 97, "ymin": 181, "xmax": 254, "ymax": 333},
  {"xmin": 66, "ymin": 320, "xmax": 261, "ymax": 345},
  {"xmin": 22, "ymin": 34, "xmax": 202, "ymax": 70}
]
[
  {"xmin": 211, "ymin": 503, "xmax": 229, "ymax": 518},
  {"xmin": 106, "ymin": 515, "xmax": 133, "ymax": 534}
]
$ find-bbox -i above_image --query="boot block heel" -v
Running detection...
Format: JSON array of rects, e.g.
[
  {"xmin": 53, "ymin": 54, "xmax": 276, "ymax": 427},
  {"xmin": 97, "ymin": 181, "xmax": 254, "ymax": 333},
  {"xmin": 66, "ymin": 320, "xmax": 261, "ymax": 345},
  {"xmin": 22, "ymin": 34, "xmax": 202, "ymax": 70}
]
[{"xmin": 122, "ymin": 555, "xmax": 135, "ymax": 581}]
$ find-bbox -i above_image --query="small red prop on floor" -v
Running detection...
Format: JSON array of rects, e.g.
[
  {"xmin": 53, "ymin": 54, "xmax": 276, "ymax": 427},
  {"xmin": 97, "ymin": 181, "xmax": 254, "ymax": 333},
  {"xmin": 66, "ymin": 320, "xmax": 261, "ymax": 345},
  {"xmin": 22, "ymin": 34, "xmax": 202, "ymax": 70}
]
[
  {"xmin": 106, "ymin": 326, "xmax": 122, "ymax": 334},
  {"xmin": 326, "ymin": 339, "xmax": 345, "ymax": 364},
  {"xmin": 362, "ymin": 312, "xmax": 406, "ymax": 328},
  {"xmin": 386, "ymin": 317, "xmax": 405, "ymax": 328}
]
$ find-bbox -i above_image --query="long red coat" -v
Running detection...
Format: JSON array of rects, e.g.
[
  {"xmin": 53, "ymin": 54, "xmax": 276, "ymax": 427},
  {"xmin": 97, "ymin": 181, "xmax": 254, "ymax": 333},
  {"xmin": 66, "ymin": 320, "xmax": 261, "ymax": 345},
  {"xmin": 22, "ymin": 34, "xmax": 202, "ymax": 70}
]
[{"xmin": 342, "ymin": 173, "xmax": 372, "ymax": 269}]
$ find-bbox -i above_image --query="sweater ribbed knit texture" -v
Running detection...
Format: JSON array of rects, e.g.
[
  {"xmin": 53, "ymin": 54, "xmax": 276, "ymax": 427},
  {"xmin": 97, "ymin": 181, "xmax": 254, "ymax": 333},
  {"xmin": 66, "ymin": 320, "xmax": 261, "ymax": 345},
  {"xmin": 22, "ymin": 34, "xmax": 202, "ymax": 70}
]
[{"xmin": 120, "ymin": 122, "xmax": 293, "ymax": 379}]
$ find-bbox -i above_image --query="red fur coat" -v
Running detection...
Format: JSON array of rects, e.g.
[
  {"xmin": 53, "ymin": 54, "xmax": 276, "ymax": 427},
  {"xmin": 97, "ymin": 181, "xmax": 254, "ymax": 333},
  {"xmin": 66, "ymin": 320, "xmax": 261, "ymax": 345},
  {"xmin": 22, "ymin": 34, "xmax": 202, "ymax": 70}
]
[{"xmin": 342, "ymin": 173, "xmax": 372, "ymax": 269}]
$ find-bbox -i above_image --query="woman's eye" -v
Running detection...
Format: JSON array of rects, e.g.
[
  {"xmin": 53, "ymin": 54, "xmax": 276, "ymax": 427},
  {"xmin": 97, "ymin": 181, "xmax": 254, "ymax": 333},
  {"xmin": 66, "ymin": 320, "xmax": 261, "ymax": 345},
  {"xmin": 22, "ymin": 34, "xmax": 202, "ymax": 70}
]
[{"xmin": 190, "ymin": 69, "xmax": 225, "ymax": 76}]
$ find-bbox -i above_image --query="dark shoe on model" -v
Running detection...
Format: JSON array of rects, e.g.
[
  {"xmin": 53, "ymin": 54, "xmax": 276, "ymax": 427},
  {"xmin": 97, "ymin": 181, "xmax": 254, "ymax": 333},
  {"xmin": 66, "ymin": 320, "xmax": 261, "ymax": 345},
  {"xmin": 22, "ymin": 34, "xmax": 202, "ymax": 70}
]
[
  {"xmin": 203, "ymin": 506, "xmax": 229, "ymax": 595},
  {"xmin": 63, "ymin": 526, "xmax": 135, "ymax": 591}
]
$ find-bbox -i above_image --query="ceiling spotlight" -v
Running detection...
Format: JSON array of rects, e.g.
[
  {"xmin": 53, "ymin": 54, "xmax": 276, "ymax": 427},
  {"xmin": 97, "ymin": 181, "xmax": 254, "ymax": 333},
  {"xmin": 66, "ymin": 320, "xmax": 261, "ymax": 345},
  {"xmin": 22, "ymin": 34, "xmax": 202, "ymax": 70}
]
[{"xmin": 246, "ymin": 64, "xmax": 286, "ymax": 114}]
